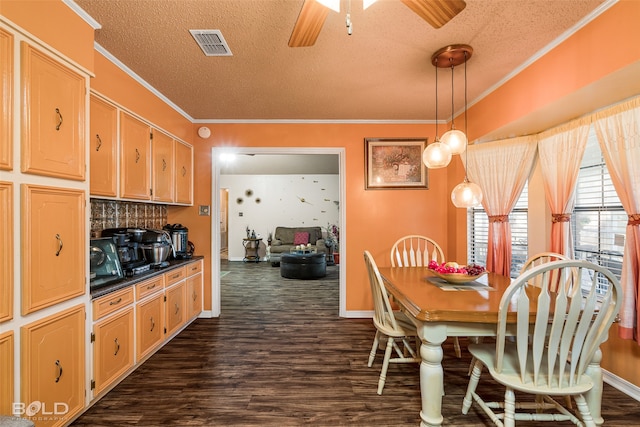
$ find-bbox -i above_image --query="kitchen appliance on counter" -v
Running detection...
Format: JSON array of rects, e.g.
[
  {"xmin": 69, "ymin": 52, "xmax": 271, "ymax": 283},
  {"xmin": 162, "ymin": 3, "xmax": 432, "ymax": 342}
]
[
  {"xmin": 90, "ymin": 238, "xmax": 124, "ymax": 289},
  {"xmin": 101, "ymin": 228, "xmax": 151, "ymax": 276},
  {"xmin": 140, "ymin": 229, "xmax": 173, "ymax": 268},
  {"xmin": 163, "ymin": 224, "xmax": 191, "ymax": 259}
]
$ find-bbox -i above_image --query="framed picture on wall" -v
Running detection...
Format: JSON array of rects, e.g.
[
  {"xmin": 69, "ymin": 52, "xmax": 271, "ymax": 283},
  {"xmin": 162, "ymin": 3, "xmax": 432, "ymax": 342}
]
[{"xmin": 365, "ymin": 138, "xmax": 428, "ymax": 190}]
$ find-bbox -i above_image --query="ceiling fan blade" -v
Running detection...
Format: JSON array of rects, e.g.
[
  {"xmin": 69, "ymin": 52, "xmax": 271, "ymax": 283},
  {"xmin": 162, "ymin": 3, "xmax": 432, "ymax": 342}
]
[
  {"xmin": 289, "ymin": 0, "xmax": 330, "ymax": 47},
  {"xmin": 400, "ymin": 0, "xmax": 466, "ymax": 29}
]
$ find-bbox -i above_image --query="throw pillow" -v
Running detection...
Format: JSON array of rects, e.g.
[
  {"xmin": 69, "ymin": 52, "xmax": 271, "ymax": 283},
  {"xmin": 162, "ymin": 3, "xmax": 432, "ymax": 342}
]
[{"xmin": 293, "ymin": 232, "xmax": 309, "ymax": 245}]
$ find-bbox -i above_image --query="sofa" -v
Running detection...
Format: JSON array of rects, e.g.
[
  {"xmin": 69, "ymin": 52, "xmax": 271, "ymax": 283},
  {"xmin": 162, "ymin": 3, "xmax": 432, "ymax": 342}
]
[{"xmin": 268, "ymin": 226, "xmax": 328, "ymax": 266}]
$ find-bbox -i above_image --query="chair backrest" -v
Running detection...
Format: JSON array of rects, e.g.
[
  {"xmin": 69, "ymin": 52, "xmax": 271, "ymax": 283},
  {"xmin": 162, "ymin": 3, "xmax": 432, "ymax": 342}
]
[
  {"xmin": 364, "ymin": 250, "xmax": 402, "ymax": 335},
  {"xmin": 390, "ymin": 235, "xmax": 444, "ymax": 267},
  {"xmin": 495, "ymin": 260, "xmax": 622, "ymax": 389},
  {"xmin": 520, "ymin": 252, "xmax": 571, "ymax": 290}
]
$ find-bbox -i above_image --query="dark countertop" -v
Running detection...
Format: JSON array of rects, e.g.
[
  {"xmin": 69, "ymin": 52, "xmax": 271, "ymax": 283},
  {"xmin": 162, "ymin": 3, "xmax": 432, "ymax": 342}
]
[{"xmin": 90, "ymin": 256, "xmax": 204, "ymax": 300}]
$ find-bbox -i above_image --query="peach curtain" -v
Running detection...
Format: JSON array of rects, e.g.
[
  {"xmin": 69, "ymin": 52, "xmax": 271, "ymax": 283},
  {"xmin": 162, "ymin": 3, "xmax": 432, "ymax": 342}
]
[
  {"xmin": 537, "ymin": 117, "xmax": 590, "ymax": 256},
  {"xmin": 592, "ymin": 96, "xmax": 640, "ymax": 341},
  {"xmin": 466, "ymin": 136, "xmax": 538, "ymax": 276}
]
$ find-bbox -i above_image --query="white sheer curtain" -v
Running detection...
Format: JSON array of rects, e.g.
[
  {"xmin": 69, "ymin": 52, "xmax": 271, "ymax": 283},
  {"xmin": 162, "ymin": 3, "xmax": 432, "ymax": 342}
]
[
  {"xmin": 466, "ymin": 136, "xmax": 538, "ymax": 276},
  {"xmin": 537, "ymin": 117, "xmax": 590, "ymax": 257},
  {"xmin": 592, "ymin": 96, "xmax": 640, "ymax": 341}
]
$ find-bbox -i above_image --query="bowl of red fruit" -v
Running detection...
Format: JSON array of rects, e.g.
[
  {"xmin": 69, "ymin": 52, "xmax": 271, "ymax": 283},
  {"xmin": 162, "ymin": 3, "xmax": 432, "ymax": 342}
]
[{"xmin": 427, "ymin": 261, "xmax": 487, "ymax": 284}]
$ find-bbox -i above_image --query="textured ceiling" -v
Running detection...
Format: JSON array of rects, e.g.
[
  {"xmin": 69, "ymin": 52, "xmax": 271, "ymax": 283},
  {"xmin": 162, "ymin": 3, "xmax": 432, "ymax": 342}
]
[{"xmin": 74, "ymin": 0, "xmax": 611, "ymax": 123}]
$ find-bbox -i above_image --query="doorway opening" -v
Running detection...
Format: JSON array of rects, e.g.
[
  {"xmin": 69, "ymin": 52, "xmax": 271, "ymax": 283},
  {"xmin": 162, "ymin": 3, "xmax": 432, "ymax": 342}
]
[{"xmin": 211, "ymin": 147, "xmax": 346, "ymax": 318}]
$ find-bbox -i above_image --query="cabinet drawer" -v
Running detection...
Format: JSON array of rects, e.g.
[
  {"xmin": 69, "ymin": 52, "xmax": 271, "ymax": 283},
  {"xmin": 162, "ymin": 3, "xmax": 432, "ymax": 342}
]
[
  {"xmin": 186, "ymin": 260, "xmax": 202, "ymax": 277},
  {"xmin": 135, "ymin": 276, "xmax": 164, "ymax": 300},
  {"xmin": 165, "ymin": 267, "xmax": 186, "ymax": 287},
  {"xmin": 92, "ymin": 287, "xmax": 134, "ymax": 321}
]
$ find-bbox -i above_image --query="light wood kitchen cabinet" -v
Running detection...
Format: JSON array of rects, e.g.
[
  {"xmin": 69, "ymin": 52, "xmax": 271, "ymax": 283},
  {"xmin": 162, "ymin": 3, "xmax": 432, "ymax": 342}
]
[
  {"xmin": 136, "ymin": 293, "xmax": 164, "ymax": 360},
  {"xmin": 21, "ymin": 184, "xmax": 85, "ymax": 315},
  {"xmin": 119, "ymin": 111, "xmax": 151, "ymax": 200},
  {"xmin": 0, "ymin": 29, "xmax": 13, "ymax": 171},
  {"xmin": 21, "ymin": 305, "xmax": 85, "ymax": 427},
  {"xmin": 174, "ymin": 140, "xmax": 193, "ymax": 205},
  {"xmin": 186, "ymin": 273, "xmax": 203, "ymax": 320},
  {"xmin": 165, "ymin": 266, "xmax": 186, "ymax": 288},
  {"xmin": 151, "ymin": 130, "xmax": 174, "ymax": 203},
  {"xmin": 20, "ymin": 42, "xmax": 86, "ymax": 181},
  {"xmin": 0, "ymin": 331, "xmax": 14, "ymax": 415},
  {"xmin": 92, "ymin": 307, "xmax": 134, "ymax": 395},
  {"xmin": 0, "ymin": 182, "xmax": 12, "ymax": 323},
  {"xmin": 165, "ymin": 281, "xmax": 186, "ymax": 337},
  {"xmin": 186, "ymin": 260, "xmax": 203, "ymax": 320},
  {"xmin": 135, "ymin": 275, "xmax": 164, "ymax": 300},
  {"xmin": 89, "ymin": 94, "xmax": 118, "ymax": 197},
  {"xmin": 92, "ymin": 287, "xmax": 134, "ymax": 321}
]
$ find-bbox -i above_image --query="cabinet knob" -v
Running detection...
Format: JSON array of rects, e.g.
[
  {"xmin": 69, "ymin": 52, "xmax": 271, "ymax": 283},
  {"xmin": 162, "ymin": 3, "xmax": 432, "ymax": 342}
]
[
  {"xmin": 182, "ymin": 166, "xmax": 186, "ymax": 177},
  {"xmin": 114, "ymin": 338, "xmax": 120, "ymax": 356},
  {"xmin": 55, "ymin": 108, "xmax": 63, "ymax": 130},
  {"xmin": 109, "ymin": 297, "xmax": 122, "ymax": 306},
  {"xmin": 150, "ymin": 316, "xmax": 155, "ymax": 332},
  {"xmin": 175, "ymin": 302, "xmax": 180, "ymax": 314},
  {"xmin": 135, "ymin": 148, "xmax": 140, "ymax": 163},
  {"xmin": 96, "ymin": 134, "xmax": 102, "ymax": 151},
  {"xmin": 162, "ymin": 158, "xmax": 167, "ymax": 171}
]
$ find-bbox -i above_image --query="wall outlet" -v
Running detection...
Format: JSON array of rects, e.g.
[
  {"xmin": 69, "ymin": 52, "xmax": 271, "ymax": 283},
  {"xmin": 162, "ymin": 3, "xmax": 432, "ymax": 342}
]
[{"xmin": 199, "ymin": 205, "xmax": 210, "ymax": 216}]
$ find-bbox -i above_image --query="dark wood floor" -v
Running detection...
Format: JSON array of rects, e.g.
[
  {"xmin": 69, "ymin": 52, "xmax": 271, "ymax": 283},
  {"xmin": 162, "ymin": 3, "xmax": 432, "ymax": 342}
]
[{"xmin": 71, "ymin": 260, "xmax": 640, "ymax": 426}]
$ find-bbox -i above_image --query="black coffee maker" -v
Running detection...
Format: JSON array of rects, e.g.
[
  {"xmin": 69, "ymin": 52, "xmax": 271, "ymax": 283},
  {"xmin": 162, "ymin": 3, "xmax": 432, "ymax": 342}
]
[{"xmin": 101, "ymin": 228, "xmax": 147, "ymax": 272}]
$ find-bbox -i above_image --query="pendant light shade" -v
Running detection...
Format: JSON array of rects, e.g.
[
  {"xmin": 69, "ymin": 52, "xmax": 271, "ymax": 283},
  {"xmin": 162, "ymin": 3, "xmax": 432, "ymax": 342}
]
[
  {"xmin": 440, "ymin": 128, "xmax": 466, "ymax": 154},
  {"xmin": 423, "ymin": 139, "xmax": 452, "ymax": 168},
  {"xmin": 451, "ymin": 178, "xmax": 483, "ymax": 208}
]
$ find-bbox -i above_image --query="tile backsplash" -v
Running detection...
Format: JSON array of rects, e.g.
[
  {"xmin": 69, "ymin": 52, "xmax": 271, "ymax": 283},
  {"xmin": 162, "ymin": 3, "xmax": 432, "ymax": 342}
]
[{"xmin": 91, "ymin": 199, "xmax": 167, "ymax": 237}]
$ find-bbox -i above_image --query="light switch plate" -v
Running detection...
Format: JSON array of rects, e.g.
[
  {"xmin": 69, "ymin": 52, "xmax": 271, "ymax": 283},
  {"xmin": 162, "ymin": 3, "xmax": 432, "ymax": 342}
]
[{"xmin": 199, "ymin": 205, "xmax": 210, "ymax": 216}]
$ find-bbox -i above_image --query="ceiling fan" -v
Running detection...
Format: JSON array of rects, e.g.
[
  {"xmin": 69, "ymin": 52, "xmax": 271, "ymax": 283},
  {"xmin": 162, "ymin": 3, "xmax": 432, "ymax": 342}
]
[{"xmin": 288, "ymin": 0, "xmax": 466, "ymax": 47}]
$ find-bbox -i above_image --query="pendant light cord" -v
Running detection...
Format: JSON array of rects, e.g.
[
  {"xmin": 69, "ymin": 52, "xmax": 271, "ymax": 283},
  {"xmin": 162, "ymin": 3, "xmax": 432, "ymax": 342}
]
[
  {"xmin": 463, "ymin": 51, "xmax": 469, "ymax": 181},
  {"xmin": 434, "ymin": 58, "xmax": 439, "ymax": 140},
  {"xmin": 450, "ymin": 58, "xmax": 455, "ymax": 129}
]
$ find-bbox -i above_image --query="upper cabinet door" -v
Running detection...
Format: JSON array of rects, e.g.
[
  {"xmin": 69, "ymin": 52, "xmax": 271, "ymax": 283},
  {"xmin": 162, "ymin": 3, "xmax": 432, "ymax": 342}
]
[
  {"xmin": 175, "ymin": 140, "xmax": 193, "ymax": 205},
  {"xmin": 90, "ymin": 95, "xmax": 118, "ymax": 197},
  {"xmin": 0, "ymin": 29, "xmax": 13, "ymax": 171},
  {"xmin": 20, "ymin": 42, "xmax": 86, "ymax": 181},
  {"xmin": 119, "ymin": 112, "xmax": 151, "ymax": 200},
  {"xmin": 21, "ymin": 184, "xmax": 86, "ymax": 315},
  {"xmin": 151, "ymin": 130, "xmax": 175, "ymax": 203}
]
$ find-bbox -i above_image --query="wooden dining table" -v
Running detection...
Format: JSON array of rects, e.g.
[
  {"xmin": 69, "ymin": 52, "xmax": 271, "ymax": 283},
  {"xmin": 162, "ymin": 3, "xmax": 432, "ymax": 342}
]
[{"xmin": 377, "ymin": 266, "xmax": 605, "ymax": 427}]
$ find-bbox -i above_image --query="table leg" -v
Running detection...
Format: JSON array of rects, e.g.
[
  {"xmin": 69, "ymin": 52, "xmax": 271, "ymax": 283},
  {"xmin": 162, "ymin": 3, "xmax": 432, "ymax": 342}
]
[
  {"xmin": 416, "ymin": 325, "xmax": 446, "ymax": 427},
  {"xmin": 584, "ymin": 348, "xmax": 603, "ymax": 425}
]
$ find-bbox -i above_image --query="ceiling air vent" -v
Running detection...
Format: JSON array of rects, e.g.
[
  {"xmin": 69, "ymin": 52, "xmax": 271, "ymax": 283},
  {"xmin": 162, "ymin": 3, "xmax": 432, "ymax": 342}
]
[{"xmin": 189, "ymin": 29, "xmax": 232, "ymax": 57}]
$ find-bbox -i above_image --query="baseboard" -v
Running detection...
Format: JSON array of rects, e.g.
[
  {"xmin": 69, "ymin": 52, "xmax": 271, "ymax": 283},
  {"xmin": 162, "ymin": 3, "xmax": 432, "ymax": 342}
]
[
  {"xmin": 603, "ymin": 369, "xmax": 640, "ymax": 402},
  {"xmin": 344, "ymin": 310, "xmax": 373, "ymax": 318}
]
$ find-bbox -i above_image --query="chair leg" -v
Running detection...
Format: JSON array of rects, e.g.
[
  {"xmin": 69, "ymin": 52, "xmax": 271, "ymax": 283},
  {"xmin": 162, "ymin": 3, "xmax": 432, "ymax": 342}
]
[
  {"xmin": 377, "ymin": 337, "xmax": 394, "ymax": 395},
  {"xmin": 453, "ymin": 337, "xmax": 462, "ymax": 358},
  {"xmin": 462, "ymin": 359, "xmax": 483, "ymax": 414},
  {"xmin": 504, "ymin": 387, "xmax": 516, "ymax": 427},
  {"xmin": 574, "ymin": 394, "xmax": 596, "ymax": 427},
  {"xmin": 368, "ymin": 331, "xmax": 380, "ymax": 367}
]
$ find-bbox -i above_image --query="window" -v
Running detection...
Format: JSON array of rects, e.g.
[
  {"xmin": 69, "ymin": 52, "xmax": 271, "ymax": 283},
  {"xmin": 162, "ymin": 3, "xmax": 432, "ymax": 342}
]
[
  {"xmin": 468, "ymin": 183, "xmax": 528, "ymax": 278},
  {"xmin": 572, "ymin": 128, "xmax": 625, "ymax": 294}
]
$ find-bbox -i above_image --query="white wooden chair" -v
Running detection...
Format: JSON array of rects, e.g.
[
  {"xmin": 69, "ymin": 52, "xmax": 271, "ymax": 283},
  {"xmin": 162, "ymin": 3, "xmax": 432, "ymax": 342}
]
[
  {"xmin": 461, "ymin": 260, "xmax": 622, "ymax": 427},
  {"xmin": 521, "ymin": 252, "xmax": 570, "ymax": 291},
  {"xmin": 389, "ymin": 236, "xmax": 464, "ymax": 357},
  {"xmin": 364, "ymin": 250, "xmax": 421, "ymax": 395},
  {"xmin": 390, "ymin": 235, "xmax": 445, "ymax": 267}
]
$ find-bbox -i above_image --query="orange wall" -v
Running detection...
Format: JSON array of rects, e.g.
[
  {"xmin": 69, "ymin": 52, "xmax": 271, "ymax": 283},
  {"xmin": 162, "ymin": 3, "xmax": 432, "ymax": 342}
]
[
  {"xmin": 169, "ymin": 123, "xmax": 448, "ymax": 312},
  {"xmin": 1, "ymin": 0, "xmax": 95, "ymax": 72}
]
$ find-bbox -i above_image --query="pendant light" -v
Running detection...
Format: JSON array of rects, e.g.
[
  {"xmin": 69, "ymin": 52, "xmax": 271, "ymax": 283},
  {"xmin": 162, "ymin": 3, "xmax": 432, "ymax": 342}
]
[
  {"xmin": 422, "ymin": 54, "xmax": 452, "ymax": 169},
  {"xmin": 440, "ymin": 55, "xmax": 467, "ymax": 155},
  {"xmin": 451, "ymin": 47, "xmax": 483, "ymax": 208}
]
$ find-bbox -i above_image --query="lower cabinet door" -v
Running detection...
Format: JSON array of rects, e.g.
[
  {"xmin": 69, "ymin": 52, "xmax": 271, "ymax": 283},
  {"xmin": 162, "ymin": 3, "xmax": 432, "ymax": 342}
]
[
  {"xmin": 21, "ymin": 305, "xmax": 85, "ymax": 427},
  {"xmin": 186, "ymin": 273, "xmax": 202, "ymax": 320},
  {"xmin": 0, "ymin": 331, "xmax": 14, "ymax": 416},
  {"xmin": 93, "ymin": 307, "xmax": 134, "ymax": 395},
  {"xmin": 136, "ymin": 293, "xmax": 164, "ymax": 360},
  {"xmin": 165, "ymin": 282, "xmax": 185, "ymax": 337}
]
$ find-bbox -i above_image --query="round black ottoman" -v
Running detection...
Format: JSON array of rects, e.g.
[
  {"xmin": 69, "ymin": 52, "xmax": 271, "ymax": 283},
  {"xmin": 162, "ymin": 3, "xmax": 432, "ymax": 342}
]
[{"xmin": 280, "ymin": 253, "xmax": 327, "ymax": 279}]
